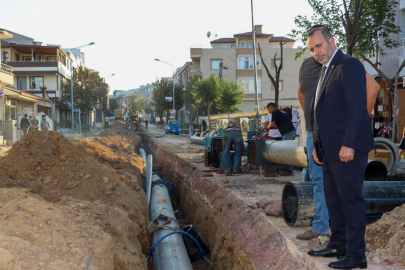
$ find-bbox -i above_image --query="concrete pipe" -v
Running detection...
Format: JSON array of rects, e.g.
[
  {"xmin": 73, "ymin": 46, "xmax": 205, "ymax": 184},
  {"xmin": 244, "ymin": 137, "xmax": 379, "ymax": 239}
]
[
  {"xmin": 150, "ymin": 176, "xmax": 193, "ymax": 270},
  {"xmin": 146, "ymin": 154, "xmax": 153, "ymax": 209},
  {"xmin": 190, "ymin": 135, "xmax": 205, "ymax": 146},
  {"xmin": 262, "ymin": 140, "xmax": 308, "ymax": 168},
  {"xmin": 282, "ymin": 179, "xmax": 400, "ymax": 227}
]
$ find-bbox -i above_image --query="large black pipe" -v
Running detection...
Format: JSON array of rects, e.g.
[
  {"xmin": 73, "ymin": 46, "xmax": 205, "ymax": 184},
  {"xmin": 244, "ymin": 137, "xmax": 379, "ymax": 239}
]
[{"xmin": 282, "ymin": 181, "xmax": 405, "ymax": 227}]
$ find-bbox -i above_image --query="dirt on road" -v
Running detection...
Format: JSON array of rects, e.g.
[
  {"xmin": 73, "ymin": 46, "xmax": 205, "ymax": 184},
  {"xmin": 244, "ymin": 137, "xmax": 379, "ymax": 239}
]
[{"xmin": 0, "ymin": 121, "xmax": 149, "ymax": 270}]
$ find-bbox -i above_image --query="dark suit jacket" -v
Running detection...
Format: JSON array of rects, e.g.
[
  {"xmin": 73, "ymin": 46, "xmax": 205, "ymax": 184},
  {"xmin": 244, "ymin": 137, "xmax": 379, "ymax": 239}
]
[{"xmin": 311, "ymin": 49, "xmax": 374, "ymax": 161}]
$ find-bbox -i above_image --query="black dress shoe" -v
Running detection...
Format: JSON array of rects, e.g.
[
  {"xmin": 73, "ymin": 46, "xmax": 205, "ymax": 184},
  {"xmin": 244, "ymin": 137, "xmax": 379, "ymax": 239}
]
[
  {"xmin": 328, "ymin": 256, "xmax": 367, "ymax": 269},
  {"xmin": 308, "ymin": 247, "xmax": 347, "ymax": 257}
]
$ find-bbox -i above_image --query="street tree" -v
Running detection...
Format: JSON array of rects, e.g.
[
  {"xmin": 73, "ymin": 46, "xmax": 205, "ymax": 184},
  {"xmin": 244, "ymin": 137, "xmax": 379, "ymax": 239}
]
[
  {"xmin": 289, "ymin": 0, "xmax": 400, "ymax": 92},
  {"xmin": 258, "ymin": 38, "xmax": 284, "ymax": 105},
  {"xmin": 182, "ymin": 75, "xmax": 200, "ymax": 124},
  {"xmin": 152, "ymin": 80, "xmax": 184, "ymax": 123},
  {"xmin": 128, "ymin": 93, "xmax": 147, "ymax": 112},
  {"xmin": 217, "ymin": 79, "xmax": 244, "ymax": 119},
  {"xmin": 107, "ymin": 98, "xmax": 119, "ymax": 116},
  {"xmin": 63, "ymin": 66, "xmax": 109, "ymax": 124},
  {"xmin": 193, "ymin": 75, "xmax": 221, "ymax": 125}
]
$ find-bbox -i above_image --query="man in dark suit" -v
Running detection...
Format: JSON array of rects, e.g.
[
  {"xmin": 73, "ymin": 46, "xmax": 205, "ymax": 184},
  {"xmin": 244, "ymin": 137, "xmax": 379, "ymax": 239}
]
[{"xmin": 306, "ymin": 26, "xmax": 374, "ymax": 269}]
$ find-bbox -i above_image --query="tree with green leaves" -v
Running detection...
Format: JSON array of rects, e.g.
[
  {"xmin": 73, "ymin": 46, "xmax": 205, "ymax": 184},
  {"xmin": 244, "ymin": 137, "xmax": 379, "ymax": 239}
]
[
  {"xmin": 106, "ymin": 98, "xmax": 119, "ymax": 116},
  {"xmin": 289, "ymin": 0, "xmax": 400, "ymax": 92},
  {"xmin": 193, "ymin": 74, "xmax": 222, "ymax": 125},
  {"xmin": 182, "ymin": 75, "xmax": 201, "ymax": 124},
  {"xmin": 152, "ymin": 80, "xmax": 184, "ymax": 123},
  {"xmin": 217, "ymin": 79, "xmax": 244, "ymax": 119},
  {"xmin": 63, "ymin": 66, "xmax": 109, "ymax": 120},
  {"xmin": 128, "ymin": 93, "xmax": 147, "ymax": 112}
]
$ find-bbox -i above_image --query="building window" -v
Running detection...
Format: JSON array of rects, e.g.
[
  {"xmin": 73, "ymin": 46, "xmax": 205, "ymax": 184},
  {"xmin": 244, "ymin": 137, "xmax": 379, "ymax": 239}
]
[
  {"xmin": 271, "ymin": 59, "xmax": 282, "ymax": 70},
  {"xmin": 17, "ymin": 76, "xmax": 27, "ymax": 90},
  {"xmin": 237, "ymin": 77, "xmax": 262, "ymax": 94},
  {"xmin": 214, "ymin": 45, "xmax": 222, "ymax": 49},
  {"xmin": 30, "ymin": 76, "xmax": 44, "ymax": 90},
  {"xmin": 271, "ymin": 80, "xmax": 283, "ymax": 91},
  {"xmin": 211, "ymin": 60, "xmax": 222, "ymax": 70},
  {"xmin": 238, "ymin": 56, "xmax": 261, "ymax": 70},
  {"xmin": 284, "ymin": 45, "xmax": 291, "ymax": 48},
  {"xmin": 231, "ymin": 45, "xmax": 236, "ymax": 49},
  {"xmin": 23, "ymin": 56, "xmax": 33, "ymax": 61},
  {"xmin": 15, "ymin": 54, "xmax": 20, "ymax": 61},
  {"xmin": 2, "ymin": 51, "xmax": 9, "ymax": 62},
  {"xmin": 248, "ymin": 40, "xmax": 253, "ymax": 48},
  {"xmin": 240, "ymin": 41, "xmax": 246, "ymax": 48}
]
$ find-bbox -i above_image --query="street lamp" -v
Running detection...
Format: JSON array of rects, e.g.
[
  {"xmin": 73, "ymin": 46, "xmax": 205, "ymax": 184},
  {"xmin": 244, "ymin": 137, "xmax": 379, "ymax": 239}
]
[
  {"xmin": 69, "ymin": 42, "xmax": 95, "ymax": 133},
  {"xmin": 155, "ymin": 58, "xmax": 176, "ymax": 120},
  {"xmin": 251, "ymin": 0, "xmax": 260, "ymax": 129}
]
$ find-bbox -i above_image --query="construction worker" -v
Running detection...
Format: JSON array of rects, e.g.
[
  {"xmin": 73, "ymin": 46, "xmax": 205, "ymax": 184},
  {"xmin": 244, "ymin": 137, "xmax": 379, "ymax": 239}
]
[{"xmin": 222, "ymin": 118, "xmax": 243, "ymax": 176}]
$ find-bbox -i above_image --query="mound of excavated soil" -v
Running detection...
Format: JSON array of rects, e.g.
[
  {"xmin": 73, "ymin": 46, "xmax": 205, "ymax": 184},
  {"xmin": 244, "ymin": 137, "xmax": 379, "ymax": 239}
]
[
  {"xmin": 366, "ymin": 204, "xmax": 405, "ymax": 266},
  {"xmin": 69, "ymin": 136, "xmax": 145, "ymax": 189},
  {"xmin": 0, "ymin": 130, "xmax": 148, "ymax": 269},
  {"xmin": 0, "ymin": 188, "xmax": 115, "ymax": 270}
]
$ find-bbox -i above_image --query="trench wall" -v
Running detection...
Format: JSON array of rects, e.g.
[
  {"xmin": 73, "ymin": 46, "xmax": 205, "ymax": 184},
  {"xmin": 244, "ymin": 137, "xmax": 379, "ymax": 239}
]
[{"xmin": 148, "ymin": 138, "xmax": 310, "ymax": 270}]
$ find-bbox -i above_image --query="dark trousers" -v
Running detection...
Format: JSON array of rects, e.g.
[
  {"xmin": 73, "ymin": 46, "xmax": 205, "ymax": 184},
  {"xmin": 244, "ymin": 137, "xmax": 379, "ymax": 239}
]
[{"xmin": 323, "ymin": 153, "xmax": 367, "ymax": 257}]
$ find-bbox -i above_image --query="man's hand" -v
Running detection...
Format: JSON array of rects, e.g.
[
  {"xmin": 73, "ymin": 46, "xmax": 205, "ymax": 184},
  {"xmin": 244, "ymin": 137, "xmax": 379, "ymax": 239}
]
[
  {"xmin": 339, "ymin": 146, "xmax": 355, "ymax": 162},
  {"xmin": 312, "ymin": 149, "xmax": 323, "ymax": 165}
]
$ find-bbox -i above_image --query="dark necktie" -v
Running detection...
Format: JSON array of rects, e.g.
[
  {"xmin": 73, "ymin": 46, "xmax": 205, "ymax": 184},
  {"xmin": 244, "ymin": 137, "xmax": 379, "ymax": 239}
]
[{"xmin": 313, "ymin": 66, "xmax": 327, "ymax": 143}]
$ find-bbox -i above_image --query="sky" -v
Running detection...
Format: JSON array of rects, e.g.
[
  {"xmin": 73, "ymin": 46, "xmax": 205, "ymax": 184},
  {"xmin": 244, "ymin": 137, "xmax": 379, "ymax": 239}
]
[{"xmin": 0, "ymin": 0, "xmax": 314, "ymax": 94}]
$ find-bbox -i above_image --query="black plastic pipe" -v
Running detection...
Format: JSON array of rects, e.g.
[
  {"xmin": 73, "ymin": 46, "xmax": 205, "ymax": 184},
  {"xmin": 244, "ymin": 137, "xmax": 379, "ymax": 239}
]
[{"xmin": 282, "ymin": 181, "xmax": 405, "ymax": 227}]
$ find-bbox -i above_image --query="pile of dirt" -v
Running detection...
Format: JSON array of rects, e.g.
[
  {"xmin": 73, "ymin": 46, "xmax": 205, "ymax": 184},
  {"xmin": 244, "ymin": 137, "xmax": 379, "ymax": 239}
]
[
  {"xmin": 0, "ymin": 188, "xmax": 115, "ymax": 269},
  {"xmin": 69, "ymin": 136, "xmax": 145, "ymax": 189},
  {"xmin": 0, "ymin": 130, "xmax": 148, "ymax": 269},
  {"xmin": 366, "ymin": 204, "xmax": 405, "ymax": 267}
]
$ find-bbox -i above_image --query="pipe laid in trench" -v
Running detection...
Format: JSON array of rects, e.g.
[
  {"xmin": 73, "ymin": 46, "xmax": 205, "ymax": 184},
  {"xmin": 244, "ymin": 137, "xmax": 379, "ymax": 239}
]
[
  {"xmin": 149, "ymin": 174, "xmax": 193, "ymax": 270},
  {"xmin": 282, "ymin": 180, "xmax": 405, "ymax": 227},
  {"xmin": 139, "ymin": 148, "xmax": 192, "ymax": 270}
]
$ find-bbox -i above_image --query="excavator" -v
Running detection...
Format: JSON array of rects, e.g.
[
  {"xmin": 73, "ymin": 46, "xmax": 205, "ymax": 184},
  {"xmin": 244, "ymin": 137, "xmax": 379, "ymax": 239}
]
[{"xmin": 121, "ymin": 103, "xmax": 140, "ymax": 131}]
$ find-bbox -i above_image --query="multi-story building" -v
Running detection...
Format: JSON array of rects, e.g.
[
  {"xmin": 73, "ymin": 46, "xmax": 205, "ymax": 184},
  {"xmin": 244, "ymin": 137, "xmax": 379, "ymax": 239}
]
[
  {"xmin": 190, "ymin": 25, "xmax": 310, "ymax": 113},
  {"xmin": 0, "ymin": 30, "xmax": 52, "ymax": 145},
  {"xmin": 2, "ymin": 30, "xmax": 75, "ymax": 127}
]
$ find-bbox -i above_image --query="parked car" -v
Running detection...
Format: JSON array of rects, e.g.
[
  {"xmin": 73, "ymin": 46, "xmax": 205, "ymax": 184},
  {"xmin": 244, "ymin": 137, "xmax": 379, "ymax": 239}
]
[
  {"xmin": 109, "ymin": 116, "xmax": 115, "ymax": 121},
  {"xmin": 140, "ymin": 117, "xmax": 146, "ymax": 122},
  {"xmin": 165, "ymin": 120, "xmax": 181, "ymax": 135}
]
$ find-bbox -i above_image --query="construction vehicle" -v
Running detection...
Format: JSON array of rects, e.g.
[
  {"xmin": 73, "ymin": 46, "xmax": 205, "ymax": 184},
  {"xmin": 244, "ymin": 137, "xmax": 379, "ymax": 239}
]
[{"xmin": 121, "ymin": 104, "xmax": 141, "ymax": 130}]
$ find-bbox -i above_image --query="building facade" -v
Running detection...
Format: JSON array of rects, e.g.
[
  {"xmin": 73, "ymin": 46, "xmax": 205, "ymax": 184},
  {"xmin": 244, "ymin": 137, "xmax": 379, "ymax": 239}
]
[{"xmin": 190, "ymin": 25, "xmax": 310, "ymax": 113}]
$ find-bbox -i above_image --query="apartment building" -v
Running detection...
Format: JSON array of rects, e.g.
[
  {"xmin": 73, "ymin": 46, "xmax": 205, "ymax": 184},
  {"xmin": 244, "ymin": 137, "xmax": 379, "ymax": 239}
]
[
  {"xmin": 1, "ymin": 31, "xmax": 74, "ymax": 126},
  {"xmin": 0, "ymin": 30, "xmax": 52, "ymax": 145},
  {"xmin": 190, "ymin": 25, "xmax": 310, "ymax": 113}
]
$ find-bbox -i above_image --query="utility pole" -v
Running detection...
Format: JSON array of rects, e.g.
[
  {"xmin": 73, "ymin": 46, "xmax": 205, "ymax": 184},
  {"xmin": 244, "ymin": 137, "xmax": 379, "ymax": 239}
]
[
  {"xmin": 251, "ymin": 0, "xmax": 260, "ymax": 129},
  {"xmin": 219, "ymin": 62, "xmax": 228, "ymax": 80}
]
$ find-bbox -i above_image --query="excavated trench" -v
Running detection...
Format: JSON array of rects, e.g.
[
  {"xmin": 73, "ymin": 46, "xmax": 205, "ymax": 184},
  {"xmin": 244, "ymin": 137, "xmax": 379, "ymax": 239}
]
[{"xmin": 139, "ymin": 133, "xmax": 307, "ymax": 270}]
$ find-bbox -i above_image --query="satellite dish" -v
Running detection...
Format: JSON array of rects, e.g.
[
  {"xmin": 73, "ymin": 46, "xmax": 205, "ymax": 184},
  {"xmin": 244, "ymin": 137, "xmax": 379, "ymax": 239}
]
[{"xmin": 207, "ymin": 31, "xmax": 211, "ymax": 38}]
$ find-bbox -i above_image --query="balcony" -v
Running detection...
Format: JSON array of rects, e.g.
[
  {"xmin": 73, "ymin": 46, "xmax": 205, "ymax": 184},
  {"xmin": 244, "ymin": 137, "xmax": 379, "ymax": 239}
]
[
  {"xmin": 190, "ymin": 48, "xmax": 202, "ymax": 61},
  {"xmin": 0, "ymin": 63, "xmax": 14, "ymax": 86}
]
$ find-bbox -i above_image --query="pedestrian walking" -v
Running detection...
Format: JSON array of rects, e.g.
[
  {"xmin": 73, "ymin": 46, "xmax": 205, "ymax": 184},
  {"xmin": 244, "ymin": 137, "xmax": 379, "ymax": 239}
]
[{"xmin": 20, "ymin": 114, "xmax": 30, "ymax": 135}]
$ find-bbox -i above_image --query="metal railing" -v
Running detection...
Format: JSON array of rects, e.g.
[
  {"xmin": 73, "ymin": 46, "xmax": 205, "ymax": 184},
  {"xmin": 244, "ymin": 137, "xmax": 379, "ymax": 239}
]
[
  {"xmin": 0, "ymin": 63, "xmax": 13, "ymax": 73},
  {"xmin": 190, "ymin": 68, "xmax": 201, "ymax": 73}
]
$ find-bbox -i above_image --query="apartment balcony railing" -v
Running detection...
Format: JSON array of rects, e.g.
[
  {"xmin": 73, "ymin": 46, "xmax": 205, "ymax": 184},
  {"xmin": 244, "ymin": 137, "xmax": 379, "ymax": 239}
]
[
  {"xmin": 190, "ymin": 68, "xmax": 201, "ymax": 73},
  {"xmin": 1, "ymin": 63, "xmax": 13, "ymax": 74}
]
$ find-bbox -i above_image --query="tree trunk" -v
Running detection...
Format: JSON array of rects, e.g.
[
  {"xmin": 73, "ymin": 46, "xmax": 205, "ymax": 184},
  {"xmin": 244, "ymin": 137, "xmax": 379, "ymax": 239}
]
[{"xmin": 207, "ymin": 104, "xmax": 211, "ymax": 128}]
